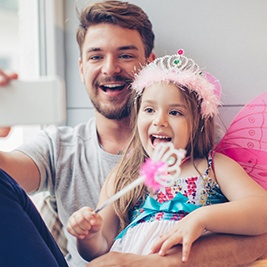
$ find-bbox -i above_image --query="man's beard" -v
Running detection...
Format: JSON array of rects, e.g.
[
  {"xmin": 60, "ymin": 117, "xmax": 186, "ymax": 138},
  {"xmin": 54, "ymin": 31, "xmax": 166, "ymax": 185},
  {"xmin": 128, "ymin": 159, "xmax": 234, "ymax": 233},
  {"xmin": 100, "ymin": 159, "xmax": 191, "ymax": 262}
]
[
  {"xmin": 88, "ymin": 74, "xmax": 134, "ymax": 120},
  {"xmin": 92, "ymin": 96, "xmax": 132, "ymax": 120}
]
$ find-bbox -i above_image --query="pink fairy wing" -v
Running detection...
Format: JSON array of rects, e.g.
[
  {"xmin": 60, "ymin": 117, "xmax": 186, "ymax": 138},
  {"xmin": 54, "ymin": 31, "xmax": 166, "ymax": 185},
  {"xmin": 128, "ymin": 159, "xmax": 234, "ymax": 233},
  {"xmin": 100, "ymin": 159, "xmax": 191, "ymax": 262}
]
[
  {"xmin": 215, "ymin": 91, "xmax": 267, "ymax": 189},
  {"xmin": 220, "ymin": 147, "xmax": 267, "ymax": 189}
]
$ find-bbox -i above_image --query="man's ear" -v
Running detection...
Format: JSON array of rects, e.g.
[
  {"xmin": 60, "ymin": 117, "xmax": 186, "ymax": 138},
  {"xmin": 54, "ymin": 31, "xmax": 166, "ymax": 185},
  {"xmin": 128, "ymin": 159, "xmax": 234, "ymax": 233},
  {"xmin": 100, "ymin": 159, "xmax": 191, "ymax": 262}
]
[
  {"xmin": 148, "ymin": 52, "xmax": 156, "ymax": 63},
  {"xmin": 78, "ymin": 57, "xmax": 85, "ymax": 83}
]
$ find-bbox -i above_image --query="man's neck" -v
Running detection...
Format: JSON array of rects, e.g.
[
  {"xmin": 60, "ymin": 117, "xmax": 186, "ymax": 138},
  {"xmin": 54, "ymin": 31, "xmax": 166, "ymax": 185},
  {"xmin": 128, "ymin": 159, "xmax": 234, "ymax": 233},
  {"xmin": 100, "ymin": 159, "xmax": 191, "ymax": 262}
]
[{"xmin": 95, "ymin": 112, "xmax": 132, "ymax": 155}]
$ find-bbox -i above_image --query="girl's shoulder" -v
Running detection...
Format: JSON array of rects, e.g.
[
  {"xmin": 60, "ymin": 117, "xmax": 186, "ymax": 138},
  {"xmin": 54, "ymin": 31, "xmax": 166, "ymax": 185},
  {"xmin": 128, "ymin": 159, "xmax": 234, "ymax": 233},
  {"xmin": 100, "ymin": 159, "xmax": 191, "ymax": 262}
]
[
  {"xmin": 180, "ymin": 156, "xmax": 211, "ymax": 177},
  {"xmin": 212, "ymin": 151, "xmax": 239, "ymax": 167},
  {"xmin": 212, "ymin": 151, "xmax": 250, "ymax": 184}
]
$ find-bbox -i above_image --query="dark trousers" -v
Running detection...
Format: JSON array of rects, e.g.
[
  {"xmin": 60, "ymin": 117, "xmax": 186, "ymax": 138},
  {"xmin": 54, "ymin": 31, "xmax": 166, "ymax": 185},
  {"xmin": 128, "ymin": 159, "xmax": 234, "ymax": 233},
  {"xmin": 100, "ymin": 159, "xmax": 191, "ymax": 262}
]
[{"xmin": 0, "ymin": 169, "xmax": 68, "ymax": 267}]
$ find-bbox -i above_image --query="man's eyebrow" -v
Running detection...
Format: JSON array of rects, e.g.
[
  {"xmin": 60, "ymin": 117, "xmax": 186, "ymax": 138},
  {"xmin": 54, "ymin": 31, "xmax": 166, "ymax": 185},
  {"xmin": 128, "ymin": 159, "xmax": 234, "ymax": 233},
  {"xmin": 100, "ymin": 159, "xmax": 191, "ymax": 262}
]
[
  {"xmin": 118, "ymin": 45, "xmax": 139, "ymax": 51},
  {"xmin": 86, "ymin": 47, "xmax": 101, "ymax": 53},
  {"xmin": 85, "ymin": 45, "xmax": 139, "ymax": 55}
]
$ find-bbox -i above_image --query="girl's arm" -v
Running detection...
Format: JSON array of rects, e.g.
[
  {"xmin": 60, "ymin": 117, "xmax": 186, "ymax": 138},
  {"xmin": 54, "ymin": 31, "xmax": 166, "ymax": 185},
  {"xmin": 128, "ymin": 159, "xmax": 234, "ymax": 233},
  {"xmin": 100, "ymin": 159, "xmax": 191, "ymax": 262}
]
[
  {"xmin": 67, "ymin": 174, "xmax": 119, "ymax": 261},
  {"xmin": 203, "ymin": 152, "xmax": 267, "ymax": 235},
  {"xmin": 150, "ymin": 153, "xmax": 267, "ymax": 261}
]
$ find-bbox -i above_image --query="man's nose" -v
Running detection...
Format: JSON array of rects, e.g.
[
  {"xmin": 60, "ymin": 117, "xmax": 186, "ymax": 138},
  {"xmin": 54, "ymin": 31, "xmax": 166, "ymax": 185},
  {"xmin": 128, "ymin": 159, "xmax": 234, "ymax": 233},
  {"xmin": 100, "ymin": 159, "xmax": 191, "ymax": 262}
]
[{"xmin": 101, "ymin": 56, "xmax": 121, "ymax": 76}]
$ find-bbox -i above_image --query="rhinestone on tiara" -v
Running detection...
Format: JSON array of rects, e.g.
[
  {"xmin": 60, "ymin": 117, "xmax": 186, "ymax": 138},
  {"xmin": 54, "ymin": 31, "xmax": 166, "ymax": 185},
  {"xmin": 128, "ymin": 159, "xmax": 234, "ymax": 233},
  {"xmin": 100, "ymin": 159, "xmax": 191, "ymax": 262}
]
[
  {"xmin": 155, "ymin": 54, "xmax": 201, "ymax": 75},
  {"xmin": 132, "ymin": 50, "xmax": 221, "ymax": 118}
]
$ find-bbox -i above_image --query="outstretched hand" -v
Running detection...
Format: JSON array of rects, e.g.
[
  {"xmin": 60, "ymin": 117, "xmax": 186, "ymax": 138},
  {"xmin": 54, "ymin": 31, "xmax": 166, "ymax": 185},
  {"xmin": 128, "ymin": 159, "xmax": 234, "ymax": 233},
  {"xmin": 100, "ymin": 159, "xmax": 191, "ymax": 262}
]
[
  {"xmin": 67, "ymin": 207, "xmax": 103, "ymax": 240},
  {"xmin": 0, "ymin": 69, "xmax": 18, "ymax": 86},
  {"xmin": 0, "ymin": 69, "xmax": 18, "ymax": 136},
  {"xmin": 0, "ymin": 127, "xmax": 11, "ymax": 137},
  {"xmin": 149, "ymin": 211, "xmax": 205, "ymax": 262}
]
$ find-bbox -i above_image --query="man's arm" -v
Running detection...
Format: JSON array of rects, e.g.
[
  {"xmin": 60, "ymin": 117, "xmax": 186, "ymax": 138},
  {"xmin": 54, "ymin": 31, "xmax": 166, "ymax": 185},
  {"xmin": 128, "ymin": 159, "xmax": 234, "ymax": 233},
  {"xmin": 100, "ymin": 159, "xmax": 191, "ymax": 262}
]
[
  {"xmin": 0, "ymin": 69, "xmax": 40, "ymax": 193},
  {"xmin": 86, "ymin": 233, "xmax": 267, "ymax": 267}
]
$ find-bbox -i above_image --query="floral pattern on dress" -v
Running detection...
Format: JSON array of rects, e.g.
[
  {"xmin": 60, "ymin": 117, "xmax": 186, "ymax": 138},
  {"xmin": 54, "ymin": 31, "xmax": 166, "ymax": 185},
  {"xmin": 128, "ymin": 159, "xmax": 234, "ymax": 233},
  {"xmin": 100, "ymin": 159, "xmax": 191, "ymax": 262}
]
[{"xmin": 130, "ymin": 151, "xmax": 228, "ymax": 224}]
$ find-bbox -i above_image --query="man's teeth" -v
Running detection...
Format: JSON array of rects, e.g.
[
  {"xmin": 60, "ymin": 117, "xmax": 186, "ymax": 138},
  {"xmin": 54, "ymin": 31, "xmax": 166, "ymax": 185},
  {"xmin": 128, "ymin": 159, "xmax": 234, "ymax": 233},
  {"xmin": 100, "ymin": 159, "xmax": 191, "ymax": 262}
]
[
  {"xmin": 105, "ymin": 84, "xmax": 124, "ymax": 88},
  {"xmin": 101, "ymin": 84, "xmax": 125, "ymax": 91}
]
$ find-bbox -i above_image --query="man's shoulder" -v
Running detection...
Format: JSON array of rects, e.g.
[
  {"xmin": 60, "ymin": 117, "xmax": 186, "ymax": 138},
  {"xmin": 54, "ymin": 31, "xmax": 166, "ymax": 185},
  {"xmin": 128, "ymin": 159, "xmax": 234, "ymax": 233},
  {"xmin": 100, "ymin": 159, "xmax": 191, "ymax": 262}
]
[
  {"xmin": 69, "ymin": 117, "xmax": 96, "ymax": 138},
  {"xmin": 45, "ymin": 117, "xmax": 96, "ymax": 143}
]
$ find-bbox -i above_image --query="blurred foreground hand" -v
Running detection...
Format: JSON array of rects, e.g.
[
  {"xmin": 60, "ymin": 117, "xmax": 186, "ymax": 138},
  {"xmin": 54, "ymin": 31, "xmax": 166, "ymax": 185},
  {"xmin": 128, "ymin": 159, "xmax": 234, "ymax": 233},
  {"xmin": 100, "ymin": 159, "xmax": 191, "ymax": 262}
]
[{"xmin": 0, "ymin": 69, "xmax": 18, "ymax": 137}]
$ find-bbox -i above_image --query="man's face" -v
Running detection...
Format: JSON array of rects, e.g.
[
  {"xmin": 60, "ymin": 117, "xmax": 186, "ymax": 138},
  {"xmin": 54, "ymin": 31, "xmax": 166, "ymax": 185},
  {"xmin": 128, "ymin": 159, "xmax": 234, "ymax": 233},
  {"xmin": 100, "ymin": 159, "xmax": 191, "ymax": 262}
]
[{"xmin": 79, "ymin": 23, "xmax": 147, "ymax": 120}]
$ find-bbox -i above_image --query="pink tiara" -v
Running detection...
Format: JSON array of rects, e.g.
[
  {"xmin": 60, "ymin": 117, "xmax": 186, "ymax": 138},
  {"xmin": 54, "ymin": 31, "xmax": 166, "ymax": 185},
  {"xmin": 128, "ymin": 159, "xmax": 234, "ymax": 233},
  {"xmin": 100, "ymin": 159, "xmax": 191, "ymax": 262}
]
[{"xmin": 132, "ymin": 50, "xmax": 221, "ymax": 118}]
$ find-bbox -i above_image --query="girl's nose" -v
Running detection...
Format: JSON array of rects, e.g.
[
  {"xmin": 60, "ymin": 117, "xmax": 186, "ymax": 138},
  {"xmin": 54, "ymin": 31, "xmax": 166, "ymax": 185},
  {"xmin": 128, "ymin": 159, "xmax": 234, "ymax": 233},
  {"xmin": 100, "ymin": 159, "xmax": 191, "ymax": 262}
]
[
  {"xmin": 101, "ymin": 56, "xmax": 121, "ymax": 76},
  {"xmin": 153, "ymin": 115, "xmax": 168, "ymax": 127}
]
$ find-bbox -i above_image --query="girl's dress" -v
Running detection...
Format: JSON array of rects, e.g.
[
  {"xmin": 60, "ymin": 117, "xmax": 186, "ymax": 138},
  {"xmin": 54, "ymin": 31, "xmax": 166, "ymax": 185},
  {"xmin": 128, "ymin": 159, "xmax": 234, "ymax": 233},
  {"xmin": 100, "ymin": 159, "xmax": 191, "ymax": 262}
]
[{"xmin": 110, "ymin": 152, "xmax": 228, "ymax": 254}]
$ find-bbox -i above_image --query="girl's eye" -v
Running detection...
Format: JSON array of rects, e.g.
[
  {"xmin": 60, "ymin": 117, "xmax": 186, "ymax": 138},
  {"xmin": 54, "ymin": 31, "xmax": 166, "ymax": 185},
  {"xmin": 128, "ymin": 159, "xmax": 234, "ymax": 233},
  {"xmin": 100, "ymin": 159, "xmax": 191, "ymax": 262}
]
[
  {"xmin": 170, "ymin": 110, "xmax": 182, "ymax": 116},
  {"xmin": 144, "ymin": 107, "xmax": 154, "ymax": 113}
]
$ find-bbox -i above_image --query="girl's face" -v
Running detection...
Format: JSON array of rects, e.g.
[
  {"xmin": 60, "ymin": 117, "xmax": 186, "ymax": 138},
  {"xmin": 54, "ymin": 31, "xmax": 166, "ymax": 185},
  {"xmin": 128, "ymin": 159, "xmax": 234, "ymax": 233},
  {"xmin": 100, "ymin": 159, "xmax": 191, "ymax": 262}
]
[{"xmin": 137, "ymin": 82, "xmax": 190, "ymax": 158}]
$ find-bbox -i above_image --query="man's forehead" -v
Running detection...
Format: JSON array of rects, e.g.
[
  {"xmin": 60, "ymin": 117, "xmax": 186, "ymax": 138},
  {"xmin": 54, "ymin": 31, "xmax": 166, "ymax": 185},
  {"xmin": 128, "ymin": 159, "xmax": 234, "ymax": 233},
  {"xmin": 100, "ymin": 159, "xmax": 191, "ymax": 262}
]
[{"xmin": 83, "ymin": 24, "xmax": 145, "ymax": 53}]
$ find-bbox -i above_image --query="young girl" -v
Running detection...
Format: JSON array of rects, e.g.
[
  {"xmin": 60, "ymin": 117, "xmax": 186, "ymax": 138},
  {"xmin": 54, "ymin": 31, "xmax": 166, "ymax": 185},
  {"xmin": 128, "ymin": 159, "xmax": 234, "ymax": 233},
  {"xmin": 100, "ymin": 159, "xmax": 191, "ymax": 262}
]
[{"xmin": 67, "ymin": 52, "xmax": 267, "ymax": 263}]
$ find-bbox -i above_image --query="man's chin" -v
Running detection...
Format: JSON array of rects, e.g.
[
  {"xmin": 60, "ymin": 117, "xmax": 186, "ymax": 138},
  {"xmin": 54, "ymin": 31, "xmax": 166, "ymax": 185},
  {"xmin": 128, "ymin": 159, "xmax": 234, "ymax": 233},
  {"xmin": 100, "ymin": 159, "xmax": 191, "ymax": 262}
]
[
  {"xmin": 94, "ymin": 105, "xmax": 130, "ymax": 120},
  {"xmin": 102, "ymin": 110, "xmax": 130, "ymax": 120}
]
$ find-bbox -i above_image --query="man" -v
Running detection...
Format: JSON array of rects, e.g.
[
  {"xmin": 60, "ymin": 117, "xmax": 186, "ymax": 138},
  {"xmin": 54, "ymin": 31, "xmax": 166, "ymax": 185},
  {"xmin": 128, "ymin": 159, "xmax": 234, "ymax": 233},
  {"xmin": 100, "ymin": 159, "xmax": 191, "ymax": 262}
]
[{"xmin": 1, "ymin": 1, "xmax": 267, "ymax": 266}]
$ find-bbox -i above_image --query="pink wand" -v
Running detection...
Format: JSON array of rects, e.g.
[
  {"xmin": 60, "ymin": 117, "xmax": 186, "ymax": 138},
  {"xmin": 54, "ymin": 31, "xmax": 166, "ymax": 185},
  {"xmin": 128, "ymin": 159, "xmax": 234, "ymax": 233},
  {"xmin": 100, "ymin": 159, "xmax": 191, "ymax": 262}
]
[{"xmin": 94, "ymin": 143, "xmax": 186, "ymax": 213}]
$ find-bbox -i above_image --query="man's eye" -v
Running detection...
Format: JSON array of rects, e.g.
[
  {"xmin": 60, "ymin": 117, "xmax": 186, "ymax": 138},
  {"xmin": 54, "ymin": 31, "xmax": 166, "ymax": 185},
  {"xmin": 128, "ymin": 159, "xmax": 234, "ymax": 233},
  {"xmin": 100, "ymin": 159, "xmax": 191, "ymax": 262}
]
[
  {"xmin": 119, "ymin": 54, "xmax": 134, "ymax": 59},
  {"xmin": 89, "ymin": 55, "xmax": 103, "ymax": 61}
]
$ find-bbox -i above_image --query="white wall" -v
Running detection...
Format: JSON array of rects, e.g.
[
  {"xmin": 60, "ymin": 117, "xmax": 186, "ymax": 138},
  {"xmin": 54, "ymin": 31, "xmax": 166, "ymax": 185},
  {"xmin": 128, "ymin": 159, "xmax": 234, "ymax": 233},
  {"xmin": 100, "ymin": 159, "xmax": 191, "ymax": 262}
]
[{"xmin": 64, "ymin": 0, "xmax": 267, "ymax": 128}]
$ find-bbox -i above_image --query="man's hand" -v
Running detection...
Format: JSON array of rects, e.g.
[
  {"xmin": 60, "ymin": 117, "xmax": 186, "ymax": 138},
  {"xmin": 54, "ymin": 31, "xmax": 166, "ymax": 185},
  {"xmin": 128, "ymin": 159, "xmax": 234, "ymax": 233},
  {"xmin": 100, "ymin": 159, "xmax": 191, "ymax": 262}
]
[
  {"xmin": 0, "ymin": 69, "xmax": 18, "ymax": 86},
  {"xmin": 0, "ymin": 69, "xmax": 18, "ymax": 136},
  {"xmin": 0, "ymin": 127, "xmax": 11, "ymax": 137}
]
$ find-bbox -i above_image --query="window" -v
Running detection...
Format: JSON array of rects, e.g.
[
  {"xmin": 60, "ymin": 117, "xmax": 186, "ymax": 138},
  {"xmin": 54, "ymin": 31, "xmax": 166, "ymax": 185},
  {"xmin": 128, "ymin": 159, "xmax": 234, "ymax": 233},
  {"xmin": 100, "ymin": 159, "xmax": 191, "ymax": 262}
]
[{"xmin": 0, "ymin": 0, "xmax": 64, "ymax": 151}]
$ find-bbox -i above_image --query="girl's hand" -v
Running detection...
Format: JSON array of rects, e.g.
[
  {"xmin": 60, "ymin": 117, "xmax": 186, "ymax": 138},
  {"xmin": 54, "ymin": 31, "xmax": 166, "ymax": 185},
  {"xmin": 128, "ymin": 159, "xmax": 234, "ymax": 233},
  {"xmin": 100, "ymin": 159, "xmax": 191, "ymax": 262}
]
[
  {"xmin": 67, "ymin": 207, "xmax": 103, "ymax": 240},
  {"xmin": 150, "ymin": 212, "xmax": 205, "ymax": 262}
]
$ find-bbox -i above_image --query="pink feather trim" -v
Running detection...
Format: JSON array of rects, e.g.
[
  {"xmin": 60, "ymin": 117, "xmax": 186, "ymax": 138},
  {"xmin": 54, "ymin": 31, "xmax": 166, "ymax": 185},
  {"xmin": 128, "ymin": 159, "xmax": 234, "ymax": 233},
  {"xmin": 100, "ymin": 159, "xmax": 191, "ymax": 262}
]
[
  {"xmin": 140, "ymin": 158, "xmax": 167, "ymax": 191},
  {"xmin": 132, "ymin": 54, "xmax": 221, "ymax": 118}
]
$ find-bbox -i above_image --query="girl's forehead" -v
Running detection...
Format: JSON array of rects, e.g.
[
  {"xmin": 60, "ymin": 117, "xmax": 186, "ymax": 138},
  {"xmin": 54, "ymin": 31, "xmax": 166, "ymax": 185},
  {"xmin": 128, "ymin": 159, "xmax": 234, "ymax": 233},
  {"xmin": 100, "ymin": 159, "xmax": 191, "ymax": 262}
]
[{"xmin": 142, "ymin": 82, "xmax": 184, "ymax": 98}]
